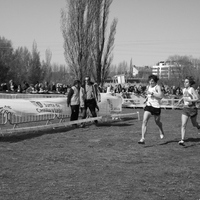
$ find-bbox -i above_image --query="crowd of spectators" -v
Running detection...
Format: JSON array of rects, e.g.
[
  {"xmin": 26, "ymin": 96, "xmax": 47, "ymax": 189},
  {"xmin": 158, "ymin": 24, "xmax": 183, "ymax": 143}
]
[
  {"xmin": 0, "ymin": 80, "xmax": 71, "ymax": 94},
  {"xmin": 101, "ymin": 83, "xmax": 200, "ymax": 99},
  {"xmin": 1, "ymin": 79, "xmax": 200, "ymax": 100}
]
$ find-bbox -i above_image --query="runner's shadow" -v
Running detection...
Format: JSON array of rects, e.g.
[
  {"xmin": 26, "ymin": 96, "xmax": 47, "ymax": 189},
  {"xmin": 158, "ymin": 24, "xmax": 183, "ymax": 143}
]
[
  {"xmin": 96, "ymin": 122, "xmax": 132, "ymax": 127},
  {"xmin": 144, "ymin": 139, "xmax": 181, "ymax": 148},
  {"xmin": 142, "ymin": 141, "xmax": 175, "ymax": 148},
  {"xmin": 184, "ymin": 137, "xmax": 200, "ymax": 142},
  {"xmin": 183, "ymin": 137, "xmax": 200, "ymax": 148},
  {"xmin": 159, "ymin": 137, "xmax": 200, "ymax": 147},
  {"xmin": 159, "ymin": 139, "xmax": 179, "ymax": 145}
]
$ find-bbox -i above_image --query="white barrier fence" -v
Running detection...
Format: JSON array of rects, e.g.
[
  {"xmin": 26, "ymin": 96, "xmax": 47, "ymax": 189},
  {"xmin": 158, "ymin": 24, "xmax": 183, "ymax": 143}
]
[
  {"xmin": 0, "ymin": 93, "xmax": 66, "ymax": 99},
  {"xmin": 0, "ymin": 92, "xmax": 183, "ymax": 135},
  {"xmin": 122, "ymin": 98, "xmax": 181, "ymax": 109},
  {"xmin": 0, "ymin": 112, "xmax": 140, "ymax": 136},
  {"xmin": 0, "ymin": 93, "xmax": 69, "ymax": 128},
  {"xmin": 0, "ymin": 93, "xmax": 140, "ymax": 135},
  {"xmin": 122, "ymin": 93, "xmax": 182, "ymax": 109}
]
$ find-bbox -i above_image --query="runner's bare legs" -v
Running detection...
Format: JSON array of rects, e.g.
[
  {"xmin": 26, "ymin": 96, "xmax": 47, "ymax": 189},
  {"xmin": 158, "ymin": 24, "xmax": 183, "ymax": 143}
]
[
  {"xmin": 181, "ymin": 114, "xmax": 189, "ymax": 141},
  {"xmin": 141, "ymin": 111, "xmax": 151, "ymax": 140},
  {"xmin": 190, "ymin": 115, "xmax": 200, "ymax": 129},
  {"xmin": 154, "ymin": 115, "xmax": 164, "ymax": 138}
]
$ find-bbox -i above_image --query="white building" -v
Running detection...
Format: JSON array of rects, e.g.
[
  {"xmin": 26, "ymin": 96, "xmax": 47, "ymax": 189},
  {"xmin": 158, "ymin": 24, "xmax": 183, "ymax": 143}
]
[
  {"xmin": 113, "ymin": 74, "xmax": 126, "ymax": 84},
  {"xmin": 130, "ymin": 65, "xmax": 139, "ymax": 76},
  {"xmin": 151, "ymin": 61, "xmax": 181, "ymax": 79}
]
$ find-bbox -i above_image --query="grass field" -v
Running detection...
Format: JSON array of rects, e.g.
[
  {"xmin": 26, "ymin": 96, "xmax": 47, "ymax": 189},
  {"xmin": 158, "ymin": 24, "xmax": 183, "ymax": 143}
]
[{"xmin": 0, "ymin": 108, "xmax": 200, "ymax": 200}]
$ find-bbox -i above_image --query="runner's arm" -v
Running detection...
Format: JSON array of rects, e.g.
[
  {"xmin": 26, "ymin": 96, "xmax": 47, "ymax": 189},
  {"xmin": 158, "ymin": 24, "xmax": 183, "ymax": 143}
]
[{"xmin": 151, "ymin": 85, "xmax": 163, "ymax": 99}]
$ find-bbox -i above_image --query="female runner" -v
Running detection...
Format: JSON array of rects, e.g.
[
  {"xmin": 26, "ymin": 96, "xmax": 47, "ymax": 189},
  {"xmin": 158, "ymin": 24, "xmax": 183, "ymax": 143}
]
[
  {"xmin": 138, "ymin": 74, "xmax": 164, "ymax": 144},
  {"xmin": 176, "ymin": 76, "xmax": 200, "ymax": 146}
]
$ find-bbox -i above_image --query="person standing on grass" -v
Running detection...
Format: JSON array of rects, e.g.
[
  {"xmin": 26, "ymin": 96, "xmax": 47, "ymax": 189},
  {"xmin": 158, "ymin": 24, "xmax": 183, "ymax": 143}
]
[
  {"xmin": 80, "ymin": 76, "xmax": 100, "ymax": 127},
  {"xmin": 176, "ymin": 76, "xmax": 200, "ymax": 146},
  {"xmin": 138, "ymin": 74, "xmax": 164, "ymax": 144},
  {"xmin": 67, "ymin": 80, "xmax": 81, "ymax": 122}
]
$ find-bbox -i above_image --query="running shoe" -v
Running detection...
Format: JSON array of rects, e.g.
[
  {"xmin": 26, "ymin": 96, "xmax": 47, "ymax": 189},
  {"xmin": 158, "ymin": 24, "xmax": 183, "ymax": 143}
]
[
  {"xmin": 160, "ymin": 134, "xmax": 164, "ymax": 139},
  {"xmin": 178, "ymin": 140, "xmax": 184, "ymax": 146},
  {"xmin": 138, "ymin": 139, "xmax": 145, "ymax": 144}
]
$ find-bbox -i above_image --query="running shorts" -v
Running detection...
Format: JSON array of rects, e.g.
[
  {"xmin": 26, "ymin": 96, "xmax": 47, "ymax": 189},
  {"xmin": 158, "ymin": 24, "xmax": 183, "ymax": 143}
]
[
  {"xmin": 182, "ymin": 107, "xmax": 198, "ymax": 118},
  {"xmin": 144, "ymin": 105, "xmax": 161, "ymax": 116}
]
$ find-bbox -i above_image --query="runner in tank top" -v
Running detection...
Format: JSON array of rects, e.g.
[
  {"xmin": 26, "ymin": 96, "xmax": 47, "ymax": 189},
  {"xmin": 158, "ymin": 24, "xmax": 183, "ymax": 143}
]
[
  {"xmin": 138, "ymin": 74, "xmax": 165, "ymax": 144},
  {"xmin": 176, "ymin": 76, "xmax": 200, "ymax": 146}
]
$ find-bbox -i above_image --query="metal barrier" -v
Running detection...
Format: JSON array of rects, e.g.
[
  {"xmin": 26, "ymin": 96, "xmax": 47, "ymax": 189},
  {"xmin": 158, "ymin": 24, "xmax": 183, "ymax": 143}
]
[
  {"xmin": 0, "ymin": 112, "xmax": 140, "ymax": 136},
  {"xmin": 0, "ymin": 92, "xmax": 181, "ymax": 129},
  {"xmin": 0, "ymin": 93, "xmax": 66, "ymax": 99},
  {"xmin": 0, "ymin": 109, "xmax": 70, "ymax": 129},
  {"xmin": 0, "ymin": 93, "xmax": 123, "ymax": 132},
  {"xmin": 0, "ymin": 93, "xmax": 68, "ymax": 129},
  {"xmin": 122, "ymin": 97, "xmax": 182, "ymax": 109},
  {"xmin": 2, "ymin": 92, "xmax": 183, "ymax": 135},
  {"xmin": 0, "ymin": 117, "xmax": 103, "ymax": 136},
  {"xmin": 122, "ymin": 98, "xmax": 145, "ymax": 108},
  {"xmin": 160, "ymin": 98, "xmax": 181, "ymax": 109}
]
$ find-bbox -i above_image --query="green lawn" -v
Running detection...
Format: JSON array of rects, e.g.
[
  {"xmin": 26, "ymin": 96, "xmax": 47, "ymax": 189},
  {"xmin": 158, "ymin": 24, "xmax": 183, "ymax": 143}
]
[{"xmin": 0, "ymin": 108, "xmax": 200, "ymax": 200}]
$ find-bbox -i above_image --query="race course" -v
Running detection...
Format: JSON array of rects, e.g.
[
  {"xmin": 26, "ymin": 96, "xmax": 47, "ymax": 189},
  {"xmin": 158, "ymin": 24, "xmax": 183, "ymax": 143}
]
[{"xmin": 0, "ymin": 108, "xmax": 200, "ymax": 200}]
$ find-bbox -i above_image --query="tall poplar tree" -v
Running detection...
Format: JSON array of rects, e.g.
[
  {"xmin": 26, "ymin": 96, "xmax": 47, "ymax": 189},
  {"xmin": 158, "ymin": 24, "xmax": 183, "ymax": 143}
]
[
  {"xmin": 28, "ymin": 41, "xmax": 42, "ymax": 84},
  {"xmin": 61, "ymin": 0, "xmax": 117, "ymax": 85},
  {"xmin": 0, "ymin": 37, "xmax": 14, "ymax": 83}
]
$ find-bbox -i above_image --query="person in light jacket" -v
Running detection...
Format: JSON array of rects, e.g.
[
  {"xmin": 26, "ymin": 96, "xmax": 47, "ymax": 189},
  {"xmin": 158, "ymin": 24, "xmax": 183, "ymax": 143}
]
[
  {"xmin": 80, "ymin": 76, "xmax": 101, "ymax": 125},
  {"xmin": 67, "ymin": 80, "xmax": 81, "ymax": 121}
]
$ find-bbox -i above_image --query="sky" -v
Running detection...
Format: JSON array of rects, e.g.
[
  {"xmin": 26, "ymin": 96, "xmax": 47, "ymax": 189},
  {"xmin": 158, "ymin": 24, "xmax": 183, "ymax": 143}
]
[{"xmin": 1, "ymin": 0, "xmax": 200, "ymax": 67}]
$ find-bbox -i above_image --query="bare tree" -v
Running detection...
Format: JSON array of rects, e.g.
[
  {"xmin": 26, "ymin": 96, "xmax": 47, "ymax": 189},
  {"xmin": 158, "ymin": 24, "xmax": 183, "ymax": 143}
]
[
  {"xmin": 92, "ymin": 0, "xmax": 117, "ymax": 86},
  {"xmin": 11, "ymin": 47, "xmax": 31, "ymax": 85},
  {"xmin": 61, "ymin": 0, "xmax": 95, "ymax": 82},
  {"xmin": 0, "ymin": 37, "xmax": 14, "ymax": 83},
  {"xmin": 166, "ymin": 55, "xmax": 200, "ymax": 86},
  {"xmin": 28, "ymin": 41, "xmax": 42, "ymax": 84},
  {"xmin": 41, "ymin": 48, "xmax": 53, "ymax": 82},
  {"xmin": 45, "ymin": 48, "xmax": 52, "ymax": 66},
  {"xmin": 60, "ymin": 0, "xmax": 117, "ymax": 85}
]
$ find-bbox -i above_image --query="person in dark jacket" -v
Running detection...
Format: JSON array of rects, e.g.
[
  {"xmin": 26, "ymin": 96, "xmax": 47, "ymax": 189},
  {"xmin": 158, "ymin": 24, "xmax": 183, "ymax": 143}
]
[{"xmin": 67, "ymin": 80, "xmax": 81, "ymax": 121}]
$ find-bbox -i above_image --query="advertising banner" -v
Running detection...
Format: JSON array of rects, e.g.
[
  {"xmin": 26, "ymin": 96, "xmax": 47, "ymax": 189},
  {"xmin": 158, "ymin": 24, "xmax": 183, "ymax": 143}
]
[
  {"xmin": 0, "ymin": 98, "xmax": 69, "ymax": 116},
  {"xmin": 0, "ymin": 94, "xmax": 123, "ymax": 117}
]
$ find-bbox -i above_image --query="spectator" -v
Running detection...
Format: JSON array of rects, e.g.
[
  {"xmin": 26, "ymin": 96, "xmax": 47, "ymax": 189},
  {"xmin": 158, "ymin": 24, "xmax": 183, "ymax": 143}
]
[
  {"xmin": 26, "ymin": 84, "xmax": 37, "ymax": 94},
  {"xmin": 38, "ymin": 83, "xmax": 45, "ymax": 93},
  {"xmin": 22, "ymin": 81, "xmax": 29, "ymax": 93},
  {"xmin": 50, "ymin": 82, "xmax": 56, "ymax": 93},
  {"xmin": 9, "ymin": 80, "xmax": 17, "ymax": 92},
  {"xmin": 67, "ymin": 80, "xmax": 81, "ymax": 122},
  {"xmin": 43, "ymin": 81, "xmax": 50, "ymax": 93},
  {"xmin": 17, "ymin": 84, "xmax": 22, "ymax": 93},
  {"xmin": 1, "ymin": 83, "xmax": 8, "ymax": 92},
  {"xmin": 80, "ymin": 76, "xmax": 101, "ymax": 126},
  {"xmin": 35, "ymin": 81, "xmax": 40, "ymax": 93}
]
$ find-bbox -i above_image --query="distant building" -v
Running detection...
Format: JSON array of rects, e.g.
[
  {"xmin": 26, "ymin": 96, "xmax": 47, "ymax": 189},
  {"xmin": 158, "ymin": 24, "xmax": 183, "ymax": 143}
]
[
  {"xmin": 113, "ymin": 74, "xmax": 126, "ymax": 84},
  {"xmin": 151, "ymin": 61, "xmax": 181, "ymax": 79},
  {"xmin": 130, "ymin": 65, "xmax": 139, "ymax": 76}
]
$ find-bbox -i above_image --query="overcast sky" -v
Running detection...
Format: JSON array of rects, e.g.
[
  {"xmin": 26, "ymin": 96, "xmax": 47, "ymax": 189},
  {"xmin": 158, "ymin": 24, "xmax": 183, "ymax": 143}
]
[{"xmin": 1, "ymin": 0, "xmax": 200, "ymax": 66}]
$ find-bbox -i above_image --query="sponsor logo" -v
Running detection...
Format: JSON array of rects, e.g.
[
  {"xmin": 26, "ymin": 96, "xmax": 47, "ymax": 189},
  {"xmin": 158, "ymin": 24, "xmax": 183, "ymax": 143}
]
[{"xmin": 30, "ymin": 101, "xmax": 43, "ymax": 108}]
